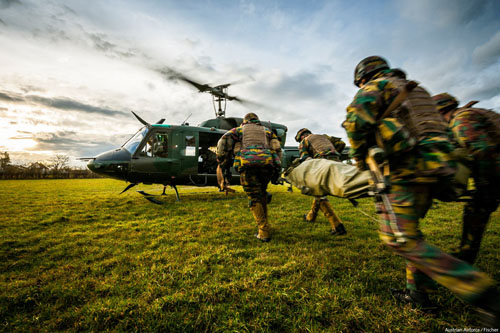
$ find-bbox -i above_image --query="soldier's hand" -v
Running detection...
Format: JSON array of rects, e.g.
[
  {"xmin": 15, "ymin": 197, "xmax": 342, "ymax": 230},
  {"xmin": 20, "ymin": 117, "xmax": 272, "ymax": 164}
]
[{"xmin": 355, "ymin": 160, "xmax": 367, "ymax": 171}]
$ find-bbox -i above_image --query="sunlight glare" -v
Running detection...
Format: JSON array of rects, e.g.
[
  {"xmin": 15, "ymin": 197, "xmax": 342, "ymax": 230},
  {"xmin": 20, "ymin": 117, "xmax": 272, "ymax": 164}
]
[{"xmin": 6, "ymin": 138, "xmax": 38, "ymax": 151}]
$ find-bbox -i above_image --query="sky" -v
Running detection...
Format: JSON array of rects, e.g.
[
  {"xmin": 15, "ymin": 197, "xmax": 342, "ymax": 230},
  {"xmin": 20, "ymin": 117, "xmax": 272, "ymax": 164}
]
[{"xmin": 1, "ymin": 0, "xmax": 499, "ymax": 167}]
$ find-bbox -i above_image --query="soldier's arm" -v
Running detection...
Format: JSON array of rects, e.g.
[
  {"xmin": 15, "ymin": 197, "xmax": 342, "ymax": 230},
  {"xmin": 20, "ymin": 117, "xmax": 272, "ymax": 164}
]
[
  {"xmin": 298, "ymin": 140, "xmax": 311, "ymax": 162},
  {"xmin": 269, "ymin": 131, "xmax": 282, "ymax": 160},
  {"xmin": 343, "ymin": 80, "xmax": 396, "ymax": 164},
  {"xmin": 216, "ymin": 131, "xmax": 235, "ymax": 166}
]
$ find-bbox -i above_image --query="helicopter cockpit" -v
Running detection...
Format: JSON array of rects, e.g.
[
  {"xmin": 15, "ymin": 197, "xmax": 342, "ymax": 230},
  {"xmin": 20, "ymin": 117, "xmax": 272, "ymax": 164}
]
[
  {"xmin": 138, "ymin": 131, "xmax": 169, "ymax": 158},
  {"xmin": 122, "ymin": 126, "xmax": 149, "ymax": 154}
]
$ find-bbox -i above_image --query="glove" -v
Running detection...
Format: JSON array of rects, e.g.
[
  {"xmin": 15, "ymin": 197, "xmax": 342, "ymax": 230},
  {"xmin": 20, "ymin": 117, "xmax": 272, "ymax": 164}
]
[
  {"xmin": 271, "ymin": 169, "xmax": 281, "ymax": 185},
  {"xmin": 355, "ymin": 160, "xmax": 367, "ymax": 171}
]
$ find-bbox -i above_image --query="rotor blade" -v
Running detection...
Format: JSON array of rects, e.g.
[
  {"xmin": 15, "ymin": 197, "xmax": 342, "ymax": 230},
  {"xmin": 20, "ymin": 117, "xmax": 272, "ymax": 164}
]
[
  {"xmin": 227, "ymin": 76, "xmax": 255, "ymax": 86},
  {"xmin": 159, "ymin": 67, "xmax": 212, "ymax": 93},
  {"xmin": 178, "ymin": 76, "xmax": 211, "ymax": 92},
  {"xmin": 227, "ymin": 95, "xmax": 264, "ymax": 108},
  {"xmin": 156, "ymin": 118, "xmax": 166, "ymax": 124},
  {"xmin": 131, "ymin": 111, "xmax": 150, "ymax": 126},
  {"xmin": 214, "ymin": 76, "xmax": 255, "ymax": 89}
]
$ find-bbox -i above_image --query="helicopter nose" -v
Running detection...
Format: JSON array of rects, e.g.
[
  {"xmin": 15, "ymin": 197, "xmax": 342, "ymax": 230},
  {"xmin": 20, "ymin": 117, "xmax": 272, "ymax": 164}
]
[{"xmin": 87, "ymin": 148, "xmax": 131, "ymax": 180}]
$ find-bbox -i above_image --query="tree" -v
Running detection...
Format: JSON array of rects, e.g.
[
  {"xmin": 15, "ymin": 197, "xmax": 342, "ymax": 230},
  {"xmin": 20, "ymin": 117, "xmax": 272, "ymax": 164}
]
[
  {"xmin": 0, "ymin": 151, "xmax": 11, "ymax": 170},
  {"xmin": 49, "ymin": 154, "xmax": 70, "ymax": 172}
]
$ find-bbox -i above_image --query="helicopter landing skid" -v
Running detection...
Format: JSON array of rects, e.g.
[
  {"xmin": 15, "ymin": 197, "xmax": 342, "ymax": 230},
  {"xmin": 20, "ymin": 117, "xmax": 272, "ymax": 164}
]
[
  {"xmin": 136, "ymin": 185, "xmax": 181, "ymax": 204},
  {"xmin": 137, "ymin": 191, "xmax": 165, "ymax": 205},
  {"xmin": 120, "ymin": 183, "xmax": 138, "ymax": 194}
]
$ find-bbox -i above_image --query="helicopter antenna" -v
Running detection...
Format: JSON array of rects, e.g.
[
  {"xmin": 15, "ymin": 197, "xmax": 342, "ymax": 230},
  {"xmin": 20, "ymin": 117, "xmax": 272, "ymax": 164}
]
[{"xmin": 182, "ymin": 113, "xmax": 192, "ymax": 125}]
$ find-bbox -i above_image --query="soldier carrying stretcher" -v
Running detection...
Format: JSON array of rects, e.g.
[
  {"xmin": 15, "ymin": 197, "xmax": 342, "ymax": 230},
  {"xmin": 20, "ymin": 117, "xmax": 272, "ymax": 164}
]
[{"xmin": 295, "ymin": 128, "xmax": 348, "ymax": 235}]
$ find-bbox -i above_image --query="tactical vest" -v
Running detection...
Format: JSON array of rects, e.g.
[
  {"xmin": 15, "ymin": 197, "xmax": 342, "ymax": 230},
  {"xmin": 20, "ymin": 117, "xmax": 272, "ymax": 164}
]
[
  {"xmin": 242, "ymin": 123, "xmax": 269, "ymax": 148},
  {"xmin": 234, "ymin": 123, "xmax": 278, "ymax": 172},
  {"xmin": 307, "ymin": 134, "xmax": 336, "ymax": 156},
  {"xmin": 391, "ymin": 78, "xmax": 448, "ymax": 140},
  {"xmin": 454, "ymin": 108, "xmax": 500, "ymax": 144}
]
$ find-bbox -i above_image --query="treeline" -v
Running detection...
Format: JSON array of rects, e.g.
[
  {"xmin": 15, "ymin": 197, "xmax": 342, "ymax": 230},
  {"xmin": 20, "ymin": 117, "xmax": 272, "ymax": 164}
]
[{"xmin": 0, "ymin": 152, "xmax": 101, "ymax": 180}]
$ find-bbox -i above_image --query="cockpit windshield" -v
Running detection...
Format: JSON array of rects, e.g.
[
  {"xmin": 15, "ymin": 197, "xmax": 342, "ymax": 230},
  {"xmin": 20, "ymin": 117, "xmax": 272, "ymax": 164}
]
[{"xmin": 122, "ymin": 126, "xmax": 148, "ymax": 154}]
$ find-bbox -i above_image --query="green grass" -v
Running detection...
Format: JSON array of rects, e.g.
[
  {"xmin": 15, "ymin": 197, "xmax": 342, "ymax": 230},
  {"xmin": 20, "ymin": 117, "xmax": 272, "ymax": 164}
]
[{"xmin": 0, "ymin": 179, "xmax": 499, "ymax": 332}]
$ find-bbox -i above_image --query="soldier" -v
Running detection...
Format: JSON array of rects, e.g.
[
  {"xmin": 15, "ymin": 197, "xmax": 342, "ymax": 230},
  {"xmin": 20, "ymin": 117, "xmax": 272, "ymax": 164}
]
[
  {"xmin": 216, "ymin": 113, "xmax": 282, "ymax": 242},
  {"xmin": 433, "ymin": 93, "xmax": 500, "ymax": 264},
  {"xmin": 295, "ymin": 128, "xmax": 347, "ymax": 235},
  {"xmin": 343, "ymin": 56, "xmax": 499, "ymax": 325}
]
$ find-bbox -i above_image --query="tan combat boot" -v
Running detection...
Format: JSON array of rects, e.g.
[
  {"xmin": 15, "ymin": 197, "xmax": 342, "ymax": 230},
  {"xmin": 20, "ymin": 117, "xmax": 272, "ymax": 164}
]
[
  {"xmin": 304, "ymin": 198, "xmax": 321, "ymax": 222},
  {"xmin": 319, "ymin": 200, "xmax": 346, "ymax": 235},
  {"xmin": 251, "ymin": 202, "xmax": 271, "ymax": 242}
]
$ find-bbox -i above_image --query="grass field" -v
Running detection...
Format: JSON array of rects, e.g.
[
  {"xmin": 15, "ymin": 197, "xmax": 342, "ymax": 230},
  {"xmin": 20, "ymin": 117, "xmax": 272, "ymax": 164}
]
[{"xmin": 1, "ymin": 179, "xmax": 499, "ymax": 332}]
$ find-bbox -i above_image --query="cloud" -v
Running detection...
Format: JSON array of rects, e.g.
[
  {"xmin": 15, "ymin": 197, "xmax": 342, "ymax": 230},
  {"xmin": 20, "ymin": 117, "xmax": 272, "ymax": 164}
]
[
  {"xmin": 0, "ymin": 90, "xmax": 127, "ymax": 117},
  {"xmin": 0, "ymin": 0, "xmax": 22, "ymax": 10},
  {"xmin": 86, "ymin": 32, "xmax": 138, "ymax": 59},
  {"xmin": 0, "ymin": 91, "xmax": 24, "ymax": 102},
  {"xmin": 254, "ymin": 71, "xmax": 335, "ymax": 100},
  {"xmin": 9, "ymin": 129, "xmax": 123, "ymax": 158},
  {"xmin": 473, "ymin": 31, "xmax": 500, "ymax": 68},
  {"xmin": 397, "ymin": 0, "xmax": 490, "ymax": 26},
  {"xmin": 26, "ymin": 131, "xmax": 80, "ymax": 150}
]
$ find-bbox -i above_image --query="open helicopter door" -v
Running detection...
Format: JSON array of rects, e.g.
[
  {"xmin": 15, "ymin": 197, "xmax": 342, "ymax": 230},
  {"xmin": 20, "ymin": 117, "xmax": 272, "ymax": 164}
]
[{"xmin": 197, "ymin": 131, "xmax": 222, "ymax": 175}]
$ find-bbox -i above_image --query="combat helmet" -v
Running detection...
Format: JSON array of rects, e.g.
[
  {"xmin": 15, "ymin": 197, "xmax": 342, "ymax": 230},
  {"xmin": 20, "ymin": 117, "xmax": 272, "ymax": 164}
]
[
  {"xmin": 243, "ymin": 112, "xmax": 259, "ymax": 123},
  {"xmin": 354, "ymin": 56, "xmax": 390, "ymax": 87},
  {"xmin": 295, "ymin": 128, "xmax": 311, "ymax": 142},
  {"xmin": 432, "ymin": 93, "xmax": 459, "ymax": 114}
]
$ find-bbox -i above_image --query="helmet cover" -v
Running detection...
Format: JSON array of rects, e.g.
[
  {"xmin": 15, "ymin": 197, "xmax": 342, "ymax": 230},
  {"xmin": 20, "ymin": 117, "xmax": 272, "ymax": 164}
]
[
  {"xmin": 354, "ymin": 56, "xmax": 390, "ymax": 87},
  {"xmin": 295, "ymin": 128, "xmax": 311, "ymax": 142},
  {"xmin": 432, "ymin": 93, "xmax": 459, "ymax": 114}
]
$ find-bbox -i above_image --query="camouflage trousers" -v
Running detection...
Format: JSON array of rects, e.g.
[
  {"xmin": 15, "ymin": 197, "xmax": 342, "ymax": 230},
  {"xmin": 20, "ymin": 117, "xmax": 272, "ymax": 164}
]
[
  {"xmin": 456, "ymin": 183, "xmax": 499, "ymax": 264},
  {"xmin": 377, "ymin": 182, "xmax": 494, "ymax": 303},
  {"xmin": 305, "ymin": 197, "xmax": 342, "ymax": 229},
  {"xmin": 240, "ymin": 167, "xmax": 274, "ymax": 238},
  {"xmin": 239, "ymin": 167, "xmax": 274, "ymax": 205}
]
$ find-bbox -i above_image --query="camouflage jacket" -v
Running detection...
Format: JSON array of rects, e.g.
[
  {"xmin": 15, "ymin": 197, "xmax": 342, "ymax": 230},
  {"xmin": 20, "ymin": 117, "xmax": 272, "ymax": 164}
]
[
  {"xmin": 299, "ymin": 134, "xmax": 345, "ymax": 162},
  {"xmin": 216, "ymin": 119, "xmax": 282, "ymax": 172},
  {"xmin": 343, "ymin": 69, "xmax": 455, "ymax": 183},
  {"xmin": 449, "ymin": 108, "xmax": 500, "ymax": 187}
]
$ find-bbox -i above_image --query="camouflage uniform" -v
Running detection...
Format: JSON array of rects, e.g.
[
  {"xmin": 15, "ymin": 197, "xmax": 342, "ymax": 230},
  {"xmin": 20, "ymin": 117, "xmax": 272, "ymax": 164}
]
[
  {"xmin": 343, "ymin": 56, "xmax": 496, "ymax": 309},
  {"xmin": 296, "ymin": 129, "xmax": 347, "ymax": 235},
  {"xmin": 217, "ymin": 113, "xmax": 282, "ymax": 242},
  {"xmin": 433, "ymin": 93, "xmax": 500, "ymax": 264}
]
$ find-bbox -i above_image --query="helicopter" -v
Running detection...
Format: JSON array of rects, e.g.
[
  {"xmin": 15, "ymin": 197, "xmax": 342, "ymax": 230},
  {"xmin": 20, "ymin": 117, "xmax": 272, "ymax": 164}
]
[{"xmin": 84, "ymin": 70, "xmax": 300, "ymax": 203}]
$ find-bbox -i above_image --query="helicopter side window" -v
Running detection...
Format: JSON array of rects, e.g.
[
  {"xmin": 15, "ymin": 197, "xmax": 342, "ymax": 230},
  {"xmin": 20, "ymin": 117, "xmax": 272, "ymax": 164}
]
[
  {"xmin": 184, "ymin": 135, "xmax": 196, "ymax": 156},
  {"xmin": 152, "ymin": 132, "xmax": 169, "ymax": 158},
  {"xmin": 138, "ymin": 132, "xmax": 169, "ymax": 158}
]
